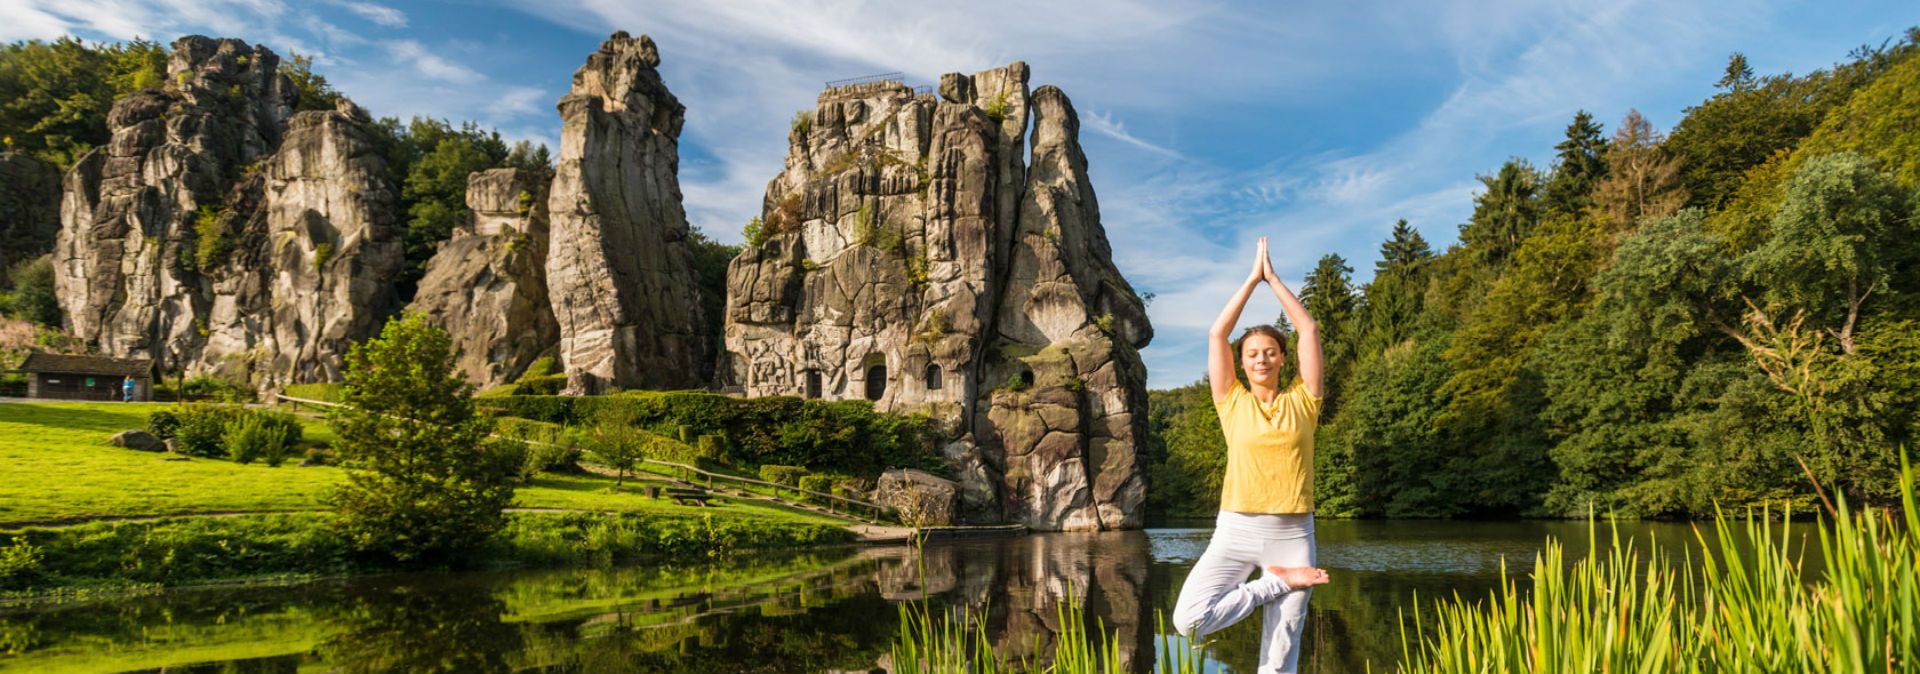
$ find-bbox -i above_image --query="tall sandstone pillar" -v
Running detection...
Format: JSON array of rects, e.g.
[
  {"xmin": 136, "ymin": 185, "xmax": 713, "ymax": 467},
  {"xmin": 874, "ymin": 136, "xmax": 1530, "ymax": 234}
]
[{"xmin": 545, "ymin": 32, "xmax": 706, "ymax": 393}]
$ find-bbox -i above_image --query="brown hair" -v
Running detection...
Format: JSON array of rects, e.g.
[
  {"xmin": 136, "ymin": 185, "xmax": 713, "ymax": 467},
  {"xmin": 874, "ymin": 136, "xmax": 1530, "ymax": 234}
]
[{"xmin": 1234, "ymin": 325, "xmax": 1288, "ymax": 361}]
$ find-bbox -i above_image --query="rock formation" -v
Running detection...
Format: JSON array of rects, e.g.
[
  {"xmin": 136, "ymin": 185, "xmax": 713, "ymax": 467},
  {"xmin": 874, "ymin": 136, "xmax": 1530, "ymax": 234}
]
[
  {"xmin": 0, "ymin": 152, "xmax": 62, "ymax": 273},
  {"xmin": 544, "ymin": 32, "xmax": 706, "ymax": 394},
  {"xmin": 407, "ymin": 168, "xmax": 559, "ymax": 388},
  {"xmin": 53, "ymin": 36, "xmax": 402, "ymax": 387},
  {"xmin": 722, "ymin": 67, "xmax": 1153, "ymax": 531}
]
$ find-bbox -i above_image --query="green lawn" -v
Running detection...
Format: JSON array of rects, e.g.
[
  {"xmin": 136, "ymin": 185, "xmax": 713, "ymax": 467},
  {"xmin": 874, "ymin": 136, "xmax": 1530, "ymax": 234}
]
[{"xmin": 0, "ymin": 402, "xmax": 843, "ymax": 529}]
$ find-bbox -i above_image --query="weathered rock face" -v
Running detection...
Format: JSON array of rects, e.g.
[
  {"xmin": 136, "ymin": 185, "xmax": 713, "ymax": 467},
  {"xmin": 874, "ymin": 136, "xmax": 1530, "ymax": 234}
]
[
  {"xmin": 545, "ymin": 32, "xmax": 706, "ymax": 394},
  {"xmin": 723, "ymin": 69, "xmax": 1153, "ymax": 531},
  {"xmin": 53, "ymin": 36, "xmax": 402, "ymax": 387},
  {"xmin": 0, "ymin": 152, "xmax": 62, "ymax": 272},
  {"xmin": 875, "ymin": 468, "xmax": 962, "ymax": 526},
  {"xmin": 407, "ymin": 168, "xmax": 559, "ymax": 387}
]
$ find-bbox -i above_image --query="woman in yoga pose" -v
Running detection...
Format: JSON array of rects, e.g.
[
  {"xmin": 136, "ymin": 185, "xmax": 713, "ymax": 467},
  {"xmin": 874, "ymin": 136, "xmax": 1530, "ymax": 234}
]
[{"xmin": 1171, "ymin": 236, "xmax": 1332, "ymax": 674}]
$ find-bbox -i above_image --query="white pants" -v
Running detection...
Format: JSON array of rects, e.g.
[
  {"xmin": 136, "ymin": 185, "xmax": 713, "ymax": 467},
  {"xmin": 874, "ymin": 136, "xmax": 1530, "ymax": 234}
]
[{"xmin": 1171, "ymin": 511, "xmax": 1316, "ymax": 674}]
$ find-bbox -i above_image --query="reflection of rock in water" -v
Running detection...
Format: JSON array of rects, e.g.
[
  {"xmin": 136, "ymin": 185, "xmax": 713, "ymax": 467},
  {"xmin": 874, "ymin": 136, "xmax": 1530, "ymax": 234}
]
[{"xmin": 875, "ymin": 532, "xmax": 1155, "ymax": 673}]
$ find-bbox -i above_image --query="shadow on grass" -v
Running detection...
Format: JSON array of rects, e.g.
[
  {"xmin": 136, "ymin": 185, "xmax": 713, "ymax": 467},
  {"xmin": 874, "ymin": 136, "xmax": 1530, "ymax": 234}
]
[{"xmin": 0, "ymin": 402, "xmax": 157, "ymax": 435}]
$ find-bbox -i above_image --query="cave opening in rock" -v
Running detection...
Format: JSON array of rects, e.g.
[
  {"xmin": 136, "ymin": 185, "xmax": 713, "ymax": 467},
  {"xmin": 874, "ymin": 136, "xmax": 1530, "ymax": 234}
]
[
  {"xmin": 925, "ymin": 364, "xmax": 942, "ymax": 390},
  {"xmin": 805, "ymin": 370, "xmax": 822, "ymax": 399},
  {"xmin": 865, "ymin": 364, "xmax": 887, "ymax": 401}
]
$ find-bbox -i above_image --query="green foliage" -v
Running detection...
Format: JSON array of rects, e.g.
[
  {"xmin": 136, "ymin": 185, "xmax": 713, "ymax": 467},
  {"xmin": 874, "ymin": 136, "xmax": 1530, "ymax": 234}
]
[
  {"xmin": 0, "ymin": 37, "xmax": 165, "ymax": 168},
  {"xmin": 1, "ymin": 255, "xmax": 60, "ymax": 326},
  {"xmin": 225, "ymin": 411, "xmax": 299, "ymax": 466},
  {"xmin": 905, "ymin": 255, "xmax": 929, "ymax": 288},
  {"xmin": 173, "ymin": 404, "xmax": 245, "ymax": 458},
  {"xmin": 328, "ymin": 313, "xmax": 518, "ymax": 563},
  {"xmin": 759, "ymin": 464, "xmax": 809, "ymax": 486},
  {"xmin": 0, "ymin": 536, "xmax": 44, "ymax": 590},
  {"xmin": 1542, "ymin": 110, "xmax": 1608, "ymax": 216},
  {"xmin": 579, "ymin": 407, "xmax": 648, "ymax": 486},
  {"xmin": 476, "ymin": 390, "xmax": 943, "ymax": 479},
  {"xmin": 983, "ymin": 92, "xmax": 1009, "ymax": 123},
  {"xmin": 280, "ymin": 52, "xmax": 341, "ymax": 112},
  {"xmin": 1144, "ymin": 382, "xmax": 1226, "ymax": 518},
  {"xmin": 1460, "ymin": 159, "xmax": 1542, "ymax": 268},
  {"xmin": 311, "ymin": 242, "xmax": 333, "ymax": 271},
  {"xmin": 790, "ymin": 109, "xmax": 813, "ymax": 137},
  {"xmin": 1400, "ymin": 459, "xmax": 1920, "ymax": 674},
  {"xmin": 144, "ymin": 409, "xmax": 179, "ymax": 439},
  {"xmin": 743, "ymin": 215, "xmax": 768, "ymax": 247},
  {"xmin": 282, "ymin": 382, "xmax": 345, "ymax": 403},
  {"xmin": 1300, "ymin": 253, "xmax": 1358, "ymax": 412},
  {"xmin": 687, "ymin": 225, "xmax": 742, "ymax": 370},
  {"xmin": 189, "ymin": 204, "xmax": 232, "ymax": 272},
  {"xmin": 1004, "ymin": 370, "xmax": 1029, "ymax": 392}
]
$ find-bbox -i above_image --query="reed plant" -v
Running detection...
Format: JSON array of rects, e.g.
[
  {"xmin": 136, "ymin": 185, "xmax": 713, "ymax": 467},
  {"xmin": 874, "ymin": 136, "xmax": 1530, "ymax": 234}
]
[{"xmin": 1397, "ymin": 455, "xmax": 1919, "ymax": 674}]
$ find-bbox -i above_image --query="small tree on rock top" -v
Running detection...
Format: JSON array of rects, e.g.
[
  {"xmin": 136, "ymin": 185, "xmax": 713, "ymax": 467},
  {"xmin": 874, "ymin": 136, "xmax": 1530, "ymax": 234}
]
[{"xmin": 327, "ymin": 313, "xmax": 520, "ymax": 562}]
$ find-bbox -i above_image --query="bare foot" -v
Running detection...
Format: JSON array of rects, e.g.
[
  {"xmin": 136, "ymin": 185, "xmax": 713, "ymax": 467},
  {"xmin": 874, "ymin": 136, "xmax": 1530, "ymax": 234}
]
[{"xmin": 1265, "ymin": 565, "xmax": 1330, "ymax": 589}]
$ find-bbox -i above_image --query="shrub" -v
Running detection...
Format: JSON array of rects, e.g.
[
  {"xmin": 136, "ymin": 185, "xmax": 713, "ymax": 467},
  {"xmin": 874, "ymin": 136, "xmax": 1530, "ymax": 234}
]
[
  {"xmin": 520, "ymin": 438, "xmax": 581, "ymax": 480},
  {"xmin": 797, "ymin": 474, "xmax": 837, "ymax": 503},
  {"xmin": 179, "ymin": 374, "xmax": 253, "ymax": 402},
  {"xmin": 0, "ymin": 536, "xmax": 43, "ymax": 590},
  {"xmin": 146, "ymin": 409, "xmax": 180, "ymax": 439},
  {"xmin": 227, "ymin": 411, "xmax": 298, "ymax": 466},
  {"xmin": 758, "ymin": 464, "xmax": 809, "ymax": 486},
  {"xmin": 174, "ymin": 403, "xmax": 243, "ymax": 457}
]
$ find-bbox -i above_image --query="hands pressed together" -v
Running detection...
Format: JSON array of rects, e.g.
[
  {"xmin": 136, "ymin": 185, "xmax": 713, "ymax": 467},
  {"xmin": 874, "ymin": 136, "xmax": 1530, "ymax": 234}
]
[{"xmin": 1246, "ymin": 236, "xmax": 1283, "ymax": 287}]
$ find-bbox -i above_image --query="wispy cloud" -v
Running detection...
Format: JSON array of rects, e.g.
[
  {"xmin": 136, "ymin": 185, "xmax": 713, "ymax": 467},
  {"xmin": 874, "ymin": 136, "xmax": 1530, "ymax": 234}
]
[
  {"xmin": 337, "ymin": 1, "xmax": 405, "ymax": 28},
  {"xmin": 386, "ymin": 39, "xmax": 484, "ymax": 84},
  {"xmin": 1082, "ymin": 110, "xmax": 1183, "ymax": 160}
]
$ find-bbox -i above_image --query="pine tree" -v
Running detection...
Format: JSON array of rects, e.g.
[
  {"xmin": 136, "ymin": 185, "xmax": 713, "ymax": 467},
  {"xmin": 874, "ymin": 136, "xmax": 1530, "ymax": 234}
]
[
  {"xmin": 1716, "ymin": 52, "xmax": 1756, "ymax": 92},
  {"xmin": 1544, "ymin": 110, "xmax": 1608, "ymax": 216},
  {"xmin": 1461, "ymin": 159, "xmax": 1543, "ymax": 268}
]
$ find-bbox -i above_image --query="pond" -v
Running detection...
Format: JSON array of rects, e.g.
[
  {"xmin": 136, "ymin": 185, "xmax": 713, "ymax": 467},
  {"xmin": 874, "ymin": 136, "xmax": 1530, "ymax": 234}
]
[{"xmin": 0, "ymin": 518, "xmax": 1825, "ymax": 673}]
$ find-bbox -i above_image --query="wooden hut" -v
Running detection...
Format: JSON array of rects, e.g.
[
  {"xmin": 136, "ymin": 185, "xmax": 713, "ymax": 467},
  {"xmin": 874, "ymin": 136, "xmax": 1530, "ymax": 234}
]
[{"xmin": 13, "ymin": 353, "xmax": 154, "ymax": 401}]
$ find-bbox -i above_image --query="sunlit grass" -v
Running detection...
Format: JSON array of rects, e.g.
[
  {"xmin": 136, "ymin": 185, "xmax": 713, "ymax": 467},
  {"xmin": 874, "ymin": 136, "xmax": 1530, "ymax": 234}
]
[{"xmin": 0, "ymin": 402, "xmax": 841, "ymax": 529}]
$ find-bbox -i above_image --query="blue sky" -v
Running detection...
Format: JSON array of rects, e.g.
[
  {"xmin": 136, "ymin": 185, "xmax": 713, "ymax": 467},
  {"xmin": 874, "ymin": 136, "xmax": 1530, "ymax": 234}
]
[{"xmin": 7, "ymin": 1, "xmax": 1912, "ymax": 387}]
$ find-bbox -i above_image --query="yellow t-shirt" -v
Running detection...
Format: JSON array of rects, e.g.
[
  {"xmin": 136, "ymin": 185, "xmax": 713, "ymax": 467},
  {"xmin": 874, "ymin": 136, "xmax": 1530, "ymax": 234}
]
[{"xmin": 1216, "ymin": 376, "xmax": 1322, "ymax": 514}]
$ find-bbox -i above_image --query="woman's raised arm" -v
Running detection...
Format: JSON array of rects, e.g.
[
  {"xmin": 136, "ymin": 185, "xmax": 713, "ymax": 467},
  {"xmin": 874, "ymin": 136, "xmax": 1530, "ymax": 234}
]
[
  {"xmin": 1209, "ymin": 238, "xmax": 1268, "ymax": 403},
  {"xmin": 1260, "ymin": 253, "xmax": 1323, "ymax": 398}
]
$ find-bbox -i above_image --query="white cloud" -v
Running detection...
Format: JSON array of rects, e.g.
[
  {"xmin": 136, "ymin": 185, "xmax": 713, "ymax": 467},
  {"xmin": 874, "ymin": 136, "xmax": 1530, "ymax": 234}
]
[
  {"xmin": 385, "ymin": 39, "xmax": 485, "ymax": 84},
  {"xmin": 484, "ymin": 85, "xmax": 547, "ymax": 119},
  {"xmin": 338, "ymin": 1, "xmax": 405, "ymax": 28},
  {"xmin": 1082, "ymin": 110, "xmax": 1183, "ymax": 160}
]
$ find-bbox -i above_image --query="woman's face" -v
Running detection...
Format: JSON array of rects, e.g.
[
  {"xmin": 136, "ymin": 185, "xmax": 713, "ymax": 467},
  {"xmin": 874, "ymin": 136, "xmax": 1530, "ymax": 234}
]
[{"xmin": 1240, "ymin": 334, "xmax": 1285, "ymax": 386}]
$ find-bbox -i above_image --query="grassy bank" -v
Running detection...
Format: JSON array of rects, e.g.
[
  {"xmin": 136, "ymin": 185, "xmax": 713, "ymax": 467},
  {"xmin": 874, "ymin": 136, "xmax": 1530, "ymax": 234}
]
[
  {"xmin": 0, "ymin": 510, "xmax": 853, "ymax": 598},
  {"xmin": 0, "ymin": 401, "xmax": 844, "ymax": 527},
  {"xmin": 0, "ymin": 401, "xmax": 856, "ymax": 597}
]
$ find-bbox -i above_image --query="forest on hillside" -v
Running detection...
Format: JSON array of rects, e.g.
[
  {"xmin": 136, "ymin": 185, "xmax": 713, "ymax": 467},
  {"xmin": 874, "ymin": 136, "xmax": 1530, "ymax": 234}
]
[{"xmin": 1149, "ymin": 30, "xmax": 1920, "ymax": 520}]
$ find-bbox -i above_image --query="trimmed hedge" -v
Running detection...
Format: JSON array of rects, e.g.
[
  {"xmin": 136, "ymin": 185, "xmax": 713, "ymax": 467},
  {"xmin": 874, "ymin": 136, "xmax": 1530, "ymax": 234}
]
[{"xmin": 476, "ymin": 390, "xmax": 944, "ymax": 479}]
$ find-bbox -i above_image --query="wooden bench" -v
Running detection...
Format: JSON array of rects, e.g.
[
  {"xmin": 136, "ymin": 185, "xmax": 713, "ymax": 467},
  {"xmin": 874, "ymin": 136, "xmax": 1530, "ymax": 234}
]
[{"xmin": 663, "ymin": 487, "xmax": 714, "ymax": 507}]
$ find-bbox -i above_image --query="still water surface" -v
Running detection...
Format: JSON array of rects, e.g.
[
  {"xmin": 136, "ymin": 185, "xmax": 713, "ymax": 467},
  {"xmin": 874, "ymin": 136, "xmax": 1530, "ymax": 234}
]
[{"xmin": 0, "ymin": 519, "xmax": 1823, "ymax": 673}]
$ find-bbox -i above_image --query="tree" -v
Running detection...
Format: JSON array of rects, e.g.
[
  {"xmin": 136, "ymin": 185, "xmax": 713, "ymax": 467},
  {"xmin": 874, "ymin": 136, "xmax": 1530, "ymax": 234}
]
[
  {"xmin": 1460, "ymin": 159, "xmax": 1543, "ymax": 268},
  {"xmin": 581, "ymin": 407, "xmax": 648, "ymax": 487},
  {"xmin": 328, "ymin": 313, "xmax": 521, "ymax": 562},
  {"xmin": 1359, "ymin": 220, "xmax": 1433, "ymax": 357},
  {"xmin": 281, "ymin": 51, "xmax": 342, "ymax": 112},
  {"xmin": 1300, "ymin": 253, "xmax": 1356, "ymax": 413},
  {"xmin": 1716, "ymin": 52, "xmax": 1756, "ymax": 93},
  {"xmin": 1, "ymin": 255, "xmax": 60, "ymax": 326},
  {"xmin": 1591, "ymin": 110, "xmax": 1686, "ymax": 232},
  {"xmin": 1543, "ymin": 110, "xmax": 1608, "ymax": 217},
  {"xmin": 0, "ymin": 37, "xmax": 164, "ymax": 168}
]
